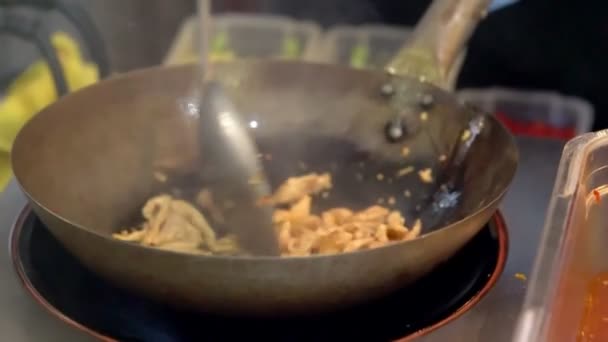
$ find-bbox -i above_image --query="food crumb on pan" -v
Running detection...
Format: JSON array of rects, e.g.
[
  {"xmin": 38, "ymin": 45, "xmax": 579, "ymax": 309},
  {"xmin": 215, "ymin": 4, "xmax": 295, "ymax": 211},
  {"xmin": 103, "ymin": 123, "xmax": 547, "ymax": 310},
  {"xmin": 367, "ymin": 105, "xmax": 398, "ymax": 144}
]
[
  {"xmin": 388, "ymin": 196, "xmax": 396, "ymax": 206},
  {"xmin": 515, "ymin": 273, "xmax": 527, "ymax": 282},
  {"xmin": 377, "ymin": 197, "xmax": 385, "ymax": 204},
  {"xmin": 410, "ymin": 219, "xmax": 422, "ymax": 238},
  {"xmin": 420, "ymin": 111, "xmax": 428, "ymax": 121},
  {"xmin": 593, "ymin": 190, "xmax": 601, "ymax": 204},
  {"xmin": 376, "ymin": 173, "xmax": 385, "ymax": 181},
  {"xmin": 355, "ymin": 173, "xmax": 364, "ymax": 182},
  {"xmin": 396, "ymin": 166, "xmax": 414, "ymax": 178},
  {"xmin": 439, "ymin": 154, "xmax": 447, "ymax": 162},
  {"xmin": 401, "ymin": 146, "xmax": 410, "ymax": 158},
  {"xmin": 403, "ymin": 190, "xmax": 412, "ymax": 198},
  {"xmin": 297, "ymin": 161, "xmax": 308, "ymax": 171},
  {"xmin": 321, "ymin": 191, "xmax": 330, "ymax": 199},
  {"xmin": 461, "ymin": 129, "xmax": 471, "ymax": 141},
  {"xmin": 153, "ymin": 171, "xmax": 168, "ymax": 183},
  {"xmin": 418, "ymin": 168, "xmax": 433, "ymax": 183}
]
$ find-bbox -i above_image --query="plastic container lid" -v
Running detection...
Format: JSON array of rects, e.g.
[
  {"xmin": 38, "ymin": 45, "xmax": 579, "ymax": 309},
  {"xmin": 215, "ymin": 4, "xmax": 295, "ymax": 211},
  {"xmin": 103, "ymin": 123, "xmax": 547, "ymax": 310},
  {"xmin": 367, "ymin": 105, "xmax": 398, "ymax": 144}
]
[
  {"xmin": 321, "ymin": 25, "xmax": 412, "ymax": 70},
  {"xmin": 458, "ymin": 88, "xmax": 594, "ymax": 139},
  {"xmin": 164, "ymin": 14, "xmax": 323, "ymax": 66},
  {"xmin": 320, "ymin": 24, "xmax": 465, "ymax": 89},
  {"xmin": 513, "ymin": 129, "xmax": 608, "ymax": 341}
]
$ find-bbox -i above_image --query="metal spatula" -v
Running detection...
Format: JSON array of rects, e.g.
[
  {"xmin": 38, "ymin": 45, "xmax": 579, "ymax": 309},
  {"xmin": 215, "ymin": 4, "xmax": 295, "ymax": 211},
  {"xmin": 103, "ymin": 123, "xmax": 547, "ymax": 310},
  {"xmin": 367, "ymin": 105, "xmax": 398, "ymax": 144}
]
[{"xmin": 196, "ymin": 0, "xmax": 279, "ymax": 256}]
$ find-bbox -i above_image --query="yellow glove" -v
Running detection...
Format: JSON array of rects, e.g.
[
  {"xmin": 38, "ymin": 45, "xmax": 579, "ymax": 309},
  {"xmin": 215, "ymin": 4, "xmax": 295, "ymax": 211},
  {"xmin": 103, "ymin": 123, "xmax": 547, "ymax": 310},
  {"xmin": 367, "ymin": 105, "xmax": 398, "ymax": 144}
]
[
  {"xmin": 0, "ymin": 96, "xmax": 30, "ymax": 153},
  {"xmin": 5, "ymin": 31, "xmax": 99, "ymax": 114},
  {"xmin": 0, "ymin": 153, "xmax": 10, "ymax": 192},
  {"xmin": 0, "ymin": 31, "xmax": 99, "ymax": 191}
]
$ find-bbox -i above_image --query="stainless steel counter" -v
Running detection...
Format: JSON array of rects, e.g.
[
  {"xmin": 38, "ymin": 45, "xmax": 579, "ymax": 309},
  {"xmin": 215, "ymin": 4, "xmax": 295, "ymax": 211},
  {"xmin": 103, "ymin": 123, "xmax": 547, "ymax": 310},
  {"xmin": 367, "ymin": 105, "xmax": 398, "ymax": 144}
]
[{"xmin": 0, "ymin": 137, "xmax": 564, "ymax": 341}]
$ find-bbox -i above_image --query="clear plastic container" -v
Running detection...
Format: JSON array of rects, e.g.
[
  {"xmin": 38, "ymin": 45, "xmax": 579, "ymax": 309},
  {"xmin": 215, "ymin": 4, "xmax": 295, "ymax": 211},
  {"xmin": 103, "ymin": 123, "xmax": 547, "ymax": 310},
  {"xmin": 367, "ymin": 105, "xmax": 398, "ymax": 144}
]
[
  {"xmin": 321, "ymin": 25, "xmax": 412, "ymax": 70},
  {"xmin": 457, "ymin": 87, "xmax": 594, "ymax": 139},
  {"xmin": 164, "ymin": 14, "xmax": 323, "ymax": 66},
  {"xmin": 320, "ymin": 24, "xmax": 465, "ymax": 89},
  {"xmin": 513, "ymin": 129, "xmax": 608, "ymax": 341}
]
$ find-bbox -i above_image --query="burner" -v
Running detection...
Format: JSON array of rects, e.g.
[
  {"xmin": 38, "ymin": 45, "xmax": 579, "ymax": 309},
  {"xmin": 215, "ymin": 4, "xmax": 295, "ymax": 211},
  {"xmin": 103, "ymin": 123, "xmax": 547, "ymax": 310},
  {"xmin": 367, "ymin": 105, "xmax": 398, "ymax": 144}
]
[{"xmin": 10, "ymin": 207, "xmax": 507, "ymax": 342}]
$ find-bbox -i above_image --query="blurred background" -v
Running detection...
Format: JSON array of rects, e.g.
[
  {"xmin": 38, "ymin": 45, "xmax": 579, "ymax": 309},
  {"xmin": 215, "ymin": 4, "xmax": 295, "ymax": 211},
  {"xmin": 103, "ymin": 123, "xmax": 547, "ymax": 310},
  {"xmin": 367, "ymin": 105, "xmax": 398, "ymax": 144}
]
[{"xmin": 0, "ymin": 0, "xmax": 603, "ymax": 189}]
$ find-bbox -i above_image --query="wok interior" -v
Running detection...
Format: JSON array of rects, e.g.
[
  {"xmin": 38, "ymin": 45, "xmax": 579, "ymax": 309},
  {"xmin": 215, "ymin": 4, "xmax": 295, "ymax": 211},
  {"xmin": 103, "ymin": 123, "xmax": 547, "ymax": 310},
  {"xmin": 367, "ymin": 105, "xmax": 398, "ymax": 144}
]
[{"xmin": 12, "ymin": 61, "xmax": 518, "ymax": 242}]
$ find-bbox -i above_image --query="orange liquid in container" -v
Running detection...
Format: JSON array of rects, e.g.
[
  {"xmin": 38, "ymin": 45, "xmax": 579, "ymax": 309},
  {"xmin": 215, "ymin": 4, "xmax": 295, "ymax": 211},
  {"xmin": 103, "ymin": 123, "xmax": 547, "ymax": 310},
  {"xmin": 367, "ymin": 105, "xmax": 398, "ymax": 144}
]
[{"xmin": 579, "ymin": 273, "xmax": 608, "ymax": 341}]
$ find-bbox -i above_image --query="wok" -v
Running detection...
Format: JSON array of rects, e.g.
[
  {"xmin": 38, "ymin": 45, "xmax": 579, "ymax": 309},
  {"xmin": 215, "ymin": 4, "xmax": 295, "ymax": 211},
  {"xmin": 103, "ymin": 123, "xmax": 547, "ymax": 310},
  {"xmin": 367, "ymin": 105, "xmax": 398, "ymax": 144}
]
[{"xmin": 11, "ymin": 0, "xmax": 518, "ymax": 316}]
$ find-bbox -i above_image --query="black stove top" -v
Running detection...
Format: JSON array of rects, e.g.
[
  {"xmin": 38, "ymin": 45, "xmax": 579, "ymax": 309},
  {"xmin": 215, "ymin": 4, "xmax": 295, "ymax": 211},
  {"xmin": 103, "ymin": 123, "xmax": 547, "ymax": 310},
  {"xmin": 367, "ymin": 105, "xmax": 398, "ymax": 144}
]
[{"xmin": 10, "ymin": 208, "xmax": 507, "ymax": 342}]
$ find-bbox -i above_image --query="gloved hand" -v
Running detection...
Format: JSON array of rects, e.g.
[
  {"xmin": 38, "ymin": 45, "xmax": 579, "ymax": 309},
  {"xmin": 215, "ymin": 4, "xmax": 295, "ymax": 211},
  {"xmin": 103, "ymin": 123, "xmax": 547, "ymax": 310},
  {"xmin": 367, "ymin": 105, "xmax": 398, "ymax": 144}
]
[{"xmin": 0, "ymin": 31, "xmax": 99, "ymax": 190}]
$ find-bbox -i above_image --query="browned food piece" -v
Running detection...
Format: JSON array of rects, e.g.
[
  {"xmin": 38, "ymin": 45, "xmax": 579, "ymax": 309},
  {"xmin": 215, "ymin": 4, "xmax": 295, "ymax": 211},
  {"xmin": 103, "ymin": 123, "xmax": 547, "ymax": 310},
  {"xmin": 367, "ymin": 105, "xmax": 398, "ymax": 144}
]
[
  {"xmin": 113, "ymin": 194, "xmax": 240, "ymax": 255},
  {"xmin": 396, "ymin": 166, "xmax": 414, "ymax": 178},
  {"xmin": 263, "ymin": 172, "xmax": 423, "ymax": 256},
  {"xmin": 418, "ymin": 168, "xmax": 433, "ymax": 183},
  {"xmin": 273, "ymin": 196, "xmax": 423, "ymax": 256},
  {"xmin": 260, "ymin": 172, "xmax": 332, "ymax": 206},
  {"xmin": 116, "ymin": 171, "xmax": 424, "ymax": 257},
  {"xmin": 153, "ymin": 171, "xmax": 168, "ymax": 183},
  {"xmin": 321, "ymin": 208, "xmax": 353, "ymax": 226}
]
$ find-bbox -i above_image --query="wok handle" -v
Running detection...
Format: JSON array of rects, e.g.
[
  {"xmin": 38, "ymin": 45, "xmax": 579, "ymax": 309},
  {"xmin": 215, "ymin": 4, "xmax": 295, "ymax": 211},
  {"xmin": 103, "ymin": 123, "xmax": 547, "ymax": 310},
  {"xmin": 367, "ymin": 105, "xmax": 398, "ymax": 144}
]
[{"xmin": 386, "ymin": 0, "xmax": 491, "ymax": 90}]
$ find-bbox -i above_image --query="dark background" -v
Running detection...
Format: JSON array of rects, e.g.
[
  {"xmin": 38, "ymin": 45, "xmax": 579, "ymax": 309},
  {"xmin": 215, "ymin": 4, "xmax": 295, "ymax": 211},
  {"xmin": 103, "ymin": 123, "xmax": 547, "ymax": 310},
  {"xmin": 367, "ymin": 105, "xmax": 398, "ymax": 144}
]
[{"xmin": 267, "ymin": 0, "xmax": 608, "ymax": 130}]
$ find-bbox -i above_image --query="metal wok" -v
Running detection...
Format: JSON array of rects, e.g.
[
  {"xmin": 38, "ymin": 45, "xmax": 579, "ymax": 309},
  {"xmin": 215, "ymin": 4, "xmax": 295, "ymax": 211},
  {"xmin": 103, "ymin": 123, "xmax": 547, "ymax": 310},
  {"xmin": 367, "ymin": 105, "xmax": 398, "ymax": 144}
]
[{"xmin": 11, "ymin": 0, "xmax": 518, "ymax": 316}]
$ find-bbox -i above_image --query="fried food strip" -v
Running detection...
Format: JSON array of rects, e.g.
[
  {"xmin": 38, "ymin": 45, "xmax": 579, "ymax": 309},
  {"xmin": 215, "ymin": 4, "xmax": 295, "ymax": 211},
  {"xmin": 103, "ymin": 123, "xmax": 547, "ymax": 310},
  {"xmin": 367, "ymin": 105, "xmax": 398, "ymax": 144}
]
[
  {"xmin": 259, "ymin": 172, "xmax": 332, "ymax": 206},
  {"xmin": 113, "ymin": 194, "xmax": 241, "ymax": 255},
  {"xmin": 114, "ymin": 172, "xmax": 423, "ymax": 257},
  {"xmin": 271, "ymin": 176, "xmax": 423, "ymax": 256}
]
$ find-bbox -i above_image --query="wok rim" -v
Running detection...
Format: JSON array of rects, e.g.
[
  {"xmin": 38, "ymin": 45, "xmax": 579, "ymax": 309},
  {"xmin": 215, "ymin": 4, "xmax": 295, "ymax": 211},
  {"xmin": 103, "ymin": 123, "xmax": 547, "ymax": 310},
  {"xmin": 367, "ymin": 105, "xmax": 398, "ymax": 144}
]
[
  {"xmin": 8, "ymin": 205, "xmax": 116, "ymax": 342},
  {"xmin": 10, "ymin": 205, "xmax": 509, "ymax": 341},
  {"xmin": 11, "ymin": 61, "xmax": 519, "ymax": 261}
]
